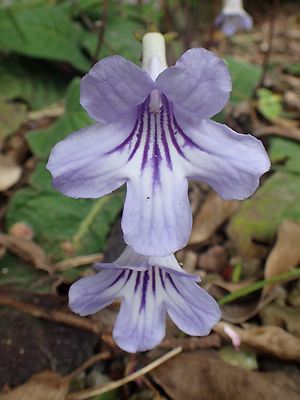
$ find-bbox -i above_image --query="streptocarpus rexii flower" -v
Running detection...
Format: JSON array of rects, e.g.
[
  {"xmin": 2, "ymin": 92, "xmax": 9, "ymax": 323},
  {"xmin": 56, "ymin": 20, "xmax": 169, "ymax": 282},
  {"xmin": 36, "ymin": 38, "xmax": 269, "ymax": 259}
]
[
  {"xmin": 47, "ymin": 33, "xmax": 270, "ymax": 257},
  {"xmin": 69, "ymin": 246, "xmax": 221, "ymax": 352},
  {"xmin": 215, "ymin": 0, "xmax": 253, "ymax": 36}
]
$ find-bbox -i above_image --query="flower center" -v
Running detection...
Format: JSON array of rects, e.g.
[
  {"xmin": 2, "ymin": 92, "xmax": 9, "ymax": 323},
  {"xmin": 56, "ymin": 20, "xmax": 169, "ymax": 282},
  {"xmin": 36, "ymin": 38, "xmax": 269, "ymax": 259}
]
[{"xmin": 149, "ymin": 89, "xmax": 162, "ymax": 114}]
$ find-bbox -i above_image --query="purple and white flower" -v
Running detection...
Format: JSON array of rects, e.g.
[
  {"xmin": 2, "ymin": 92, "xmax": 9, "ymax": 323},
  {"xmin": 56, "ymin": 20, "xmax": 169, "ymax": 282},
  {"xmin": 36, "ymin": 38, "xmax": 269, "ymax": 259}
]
[
  {"xmin": 215, "ymin": 0, "xmax": 253, "ymax": 36},
  {"xmin": 47, "ymin": 33, "xmax": 269, "ymax": 257},
  {"xmin": 69, "ymin": 246, "xmax": 221, "ymax": 352}
]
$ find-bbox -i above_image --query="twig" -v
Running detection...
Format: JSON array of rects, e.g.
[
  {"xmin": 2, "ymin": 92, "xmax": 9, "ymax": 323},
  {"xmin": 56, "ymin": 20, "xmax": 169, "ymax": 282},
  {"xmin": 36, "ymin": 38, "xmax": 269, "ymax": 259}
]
[
  {"xmin": 92, "ymin": 0, "xmax": 109, "ymax": 64},
  {"xmin": 159, "ymin": 333, "xmax": 221, "ymax": 350},
  {"xmin": 27, "ymin": 105, "xmax": 64, "ymax": 121},
  {"xmin": 204, "ymin": 0, "xmax": 219, "ymax": 49},
  {"xmin": 0, "ymin": 294, "xmax": 101, "ymax": 334},
  {"xmin": 259, "ymin": 0, "xmax": 279, "ymax": 87},
  {"xmin": 54, "ymin": 253, "xmax": 104, "ymax": 271},
  {"xmin": 64, "ymin": 351, "xmax": 111, "ymax": 382},
  {"xmin": 66, "ymin": 347, "xmax": 182, "ymax": 400}
]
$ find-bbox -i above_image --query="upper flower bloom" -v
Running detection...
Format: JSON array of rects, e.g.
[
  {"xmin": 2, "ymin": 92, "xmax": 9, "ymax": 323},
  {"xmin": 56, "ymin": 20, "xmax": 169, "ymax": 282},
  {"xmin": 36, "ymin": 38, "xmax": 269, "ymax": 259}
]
[
  {"xmin": 69, "ymin": 246, "xmax": 221, "ymax": 352},
  {"xmin": 47, "ymin": 33, "xmax": 270, "ymax": 257},
  {"xmin": 215, "ymin": 0, "xmax": 253, "ymax": 36}
]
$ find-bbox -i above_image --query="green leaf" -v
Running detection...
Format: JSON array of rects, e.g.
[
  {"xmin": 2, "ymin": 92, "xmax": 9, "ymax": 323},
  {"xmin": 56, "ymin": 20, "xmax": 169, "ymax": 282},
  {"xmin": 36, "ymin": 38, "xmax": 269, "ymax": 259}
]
[
  {"xmin": 0, "ymin": 253, "xmax": 48, "ymax": 291},
  {"xmin": 257, "ymin": 88, "xmax": 282, "ymax": 120},
  {"xmin": 0, "ymin": 97, "xmax": 26, "ymax": 139},
  {"xmin": 0, "ymin": 3, "xmax": 90, "ymax": 71},
  {"xmin": 270, "ymin": 137, "xmax": 300, "ymax": 174},
  {"xmin": 27, "ymin": 78, "xmax": 92, "ymax": 159},
  {"xmin": 82, "ymin": 17, "xmax": 143, "ymax": 64},
  {"xmin": 5, "ymin": 163, "xmax": 124, "ymax": 261},
  {"xmin": 0, "ymin": 57, "xmax": 68, "ymax": 110},
  {"xmin": 227, "ymin": 172, "xmax": 300, "ymax": 258},
  {"xmin": 285, "ymin": 63, "xmax": 300, "ymax": 76},
  {"xmin": 225, "ymin": 57, "xmax": 261, "ymax": 105}
]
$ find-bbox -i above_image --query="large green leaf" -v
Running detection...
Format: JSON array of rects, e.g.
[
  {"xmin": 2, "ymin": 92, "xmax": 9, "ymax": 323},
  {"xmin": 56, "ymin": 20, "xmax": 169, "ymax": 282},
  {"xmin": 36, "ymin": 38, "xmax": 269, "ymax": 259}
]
[
  {"xmin": 227, "ymin": 172, "xmax": 300, "ymax": 258},
  {"xmin": 225, "ymin": 57, "xmax": 261, "ymax": 105},
  {"xmin": 0, "ymin": 97, "xmax": 27, "ymax": 139},
  {"xmin": 270, "ymin": 137, "xmax": 300, "ymax": 175},
  {"xmin": 5, "ymin": 163, "xmax": 124, "ymax": 261},
  {"xmin": 0, "ymin": 57, "xmax": 69, "ymax": 110},
  {"xmin": 0, "ymin": 3, "xmax": 90, "ymax": 71},
  {"xmin": 8, "ymin": 78, "xmax": 123, "ymax": 261},
  {"xmin": 27, "ymin": 78, "xmax": 92, "ymax": 159},
  {"xmin": 82, "ymin": 15, "xmax": 143, "ymax": 64}
]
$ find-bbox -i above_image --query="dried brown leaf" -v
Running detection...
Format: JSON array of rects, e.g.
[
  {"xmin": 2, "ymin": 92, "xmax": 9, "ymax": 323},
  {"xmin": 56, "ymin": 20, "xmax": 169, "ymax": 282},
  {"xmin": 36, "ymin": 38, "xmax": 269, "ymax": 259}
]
[
  {"xmin": 189, "ymin": 193, "xmax": 240, "ymax": 245},
  {"xmin": 0, "ymin": 371, "xmax": 69, "ymax": 400},
  {"xmin": 0, "ymin": 155, "xmax": 22, "ymax": 192},
  {"xmin": 216, "ymin": 322, "xmax": 300, "ymax": 361},
  {"xmin": 259, "ymin": 303, "xmax": 300, "ymax": 337},
  {"xmin": 264, "ymin": 220, "xmax": 300, "ymax": 294},
  {"xmin": 0, "ymin": 233, "xmax": 52, "ymax": 273},
  {"xmin": 151, "ymin": 352, "xmax": 300, "ymax": 400}
]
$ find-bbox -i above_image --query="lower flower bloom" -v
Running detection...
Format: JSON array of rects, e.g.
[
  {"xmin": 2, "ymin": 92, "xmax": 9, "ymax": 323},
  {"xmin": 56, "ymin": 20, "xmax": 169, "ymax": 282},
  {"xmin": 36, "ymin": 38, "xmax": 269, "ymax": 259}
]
[{"xmin": 69, "ymin": 247, "xmax": 221, "ymax": 352}]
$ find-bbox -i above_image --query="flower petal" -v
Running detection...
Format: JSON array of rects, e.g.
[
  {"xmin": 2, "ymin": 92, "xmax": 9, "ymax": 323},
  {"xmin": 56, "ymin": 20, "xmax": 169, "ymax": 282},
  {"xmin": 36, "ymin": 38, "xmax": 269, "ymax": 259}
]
[
  {"xmin": 80, "ymin": 56, "xmax": 155, "ymax": 124},
  {"xmin": 113, "ymin": 268, "xmax": 166, "ymax": 352},
  {"xmin": 221, "ymin": 14, "xmax": 253, "ymax": 36},
  {"xmin": 165, "ymin": 273, "xmax": 221, "ymax": 336},
  {"xmin": 156, "ymin": 48, "xmax": 232, "ymax": 120},
  {"xmin": 174, "ymin": 117, "xmax": 270, "ymax": 200},
  {"xmin": 122, "ymin": 169, "xmax": 192, "ymax": 256},
  {"xmin": 69, "ymin": 269, "xmax": 125, "ymax": 316},
  {"xmin": 47, "ymin": 114, "xmax": 136, "ymax": 198},
  {"xmin": 96, "ymin": 246, "xmax": 199, "ymax": 276}
]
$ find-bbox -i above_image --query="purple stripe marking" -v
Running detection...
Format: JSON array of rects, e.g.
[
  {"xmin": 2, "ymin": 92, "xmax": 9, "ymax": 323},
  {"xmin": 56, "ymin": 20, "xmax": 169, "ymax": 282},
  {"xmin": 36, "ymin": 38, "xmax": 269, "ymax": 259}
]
[
  {"xmin": 134, "ymin": 271, "xmax": 141, "ymax": 292},
  {"xmin": 141, "ymin": 106, "xmax": 151, "ymax": 170},
  {"xmin": 139, "ymin": 270, "xmax": 149, "ymax": 312},
  {"xmin": 105, "ymin": 106, "xmax": 141, "ymax": 156},
  {"xmin": 166, "ymin": 273, "xmax": 180, "ymax": 293},
  {"xmin": 159, "ymin": 268, "xmax": 166, "ymax": 289},
  {"xmin": 108, "ymin": 270, "xmax": 126, "ymax": 288},
  {"xmin": 170, "ymin": 103, "xmax": 206, "ymax": 152},
  {"xmin": 128, "ymin": 100, "xmax": 147, "ymax": 161},
  {"xmin": 124, "ymin": 269, "xmax": 133, "ymax": 285},
  {"xmin": 152, "ymin": 267, "xmax": 156, "ymax": 294},
  {"xmin": 162, "ymin": 95, "xmax": 186, "ymax": 159},
  {"xmin": 160, "ymin": 103, "xmax": 172, "ymax": 170},
  {"xmin": 152, "ymin": 112, "xmax": 162, "ymax": 185}
]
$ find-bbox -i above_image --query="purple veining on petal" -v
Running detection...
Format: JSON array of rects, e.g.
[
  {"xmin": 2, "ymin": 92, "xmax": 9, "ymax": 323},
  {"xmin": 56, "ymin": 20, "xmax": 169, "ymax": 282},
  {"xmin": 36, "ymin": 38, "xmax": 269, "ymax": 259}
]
[
  {"xmin": 166, "ymin": 272, "xmax": 180, "ymax": 293},
  {"xmin": 141, "ymin": 106, "xmax": 152, "ymax": 170},
  {"xmin": 140, "ymin": 270, "xmax": 149, "ymax": 311},
  {"xmin": 134, "ymin": 271, "xmax": 141, "ymax": 292},
  {"xmin": 128, "ymin": 100, "xmax": 147, "ymax": 161},
  {"xmin": 108, "ymin": 270, "xmax": 126, "ymax": 288},
  {"xmin": 159, "ymin": 268, "xmax": 166, "ymax": 289},
  {"xmin": 160, "ymin": 103, "xmax": 172, "ymax": 170},
  {"xmin": 162, "ymin": 95, "xmax": 186, "ymax": 159},
  {"xmin": 124, "ymin": 269, "xmax": 133, "ymax": 284},
  {"xmin": 103, "ymin": 92, "xmax": 210, "ymax": 188},
  {"xmin": 152, "ymin": 108, "xmax": 162, "ymax": 185},
  {"xmin": 152, "ymin": 267, "xmax": 156, "ymax": 294}
]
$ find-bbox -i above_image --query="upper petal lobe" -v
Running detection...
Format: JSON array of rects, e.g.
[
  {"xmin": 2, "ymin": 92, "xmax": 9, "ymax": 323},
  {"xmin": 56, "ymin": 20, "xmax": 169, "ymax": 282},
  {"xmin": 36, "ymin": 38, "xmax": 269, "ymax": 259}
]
[
  {"xmin": 156, "ymin": 48, "xmax": 232, "ymax": 120},
  {"xmin": 81, "ymin": 55, "xmax": 155, "ymax": 124}
]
